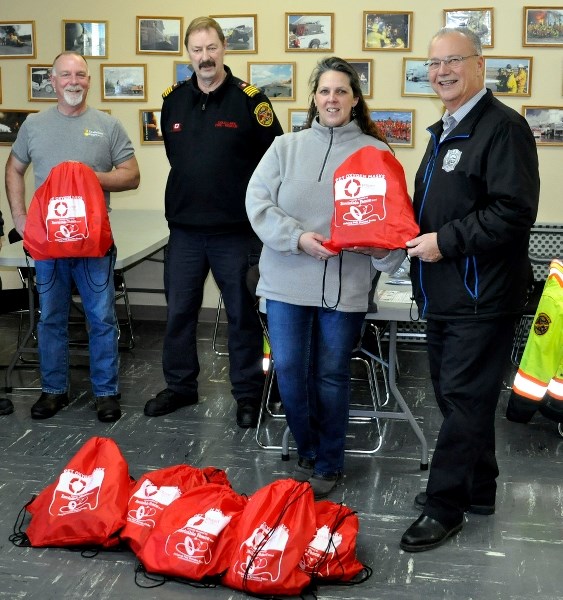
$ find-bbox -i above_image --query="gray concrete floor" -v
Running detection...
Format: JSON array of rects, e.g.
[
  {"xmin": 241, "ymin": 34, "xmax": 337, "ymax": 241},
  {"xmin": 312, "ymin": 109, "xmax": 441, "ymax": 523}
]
[{"xmin": 0, "ymin": 316, "xmax": 562, "ymax": 600}]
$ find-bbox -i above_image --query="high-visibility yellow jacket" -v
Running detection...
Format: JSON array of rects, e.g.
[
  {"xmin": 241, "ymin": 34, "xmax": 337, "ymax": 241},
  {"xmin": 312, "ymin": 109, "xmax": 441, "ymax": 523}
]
[{"xmin": 512, "ymin": 259, "xmax": 563, "ymax": 408}]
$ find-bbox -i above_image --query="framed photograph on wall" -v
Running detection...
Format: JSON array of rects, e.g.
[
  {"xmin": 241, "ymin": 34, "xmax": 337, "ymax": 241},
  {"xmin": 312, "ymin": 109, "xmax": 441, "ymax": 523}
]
[
  {"xmin": 370, "ymin": 109, "xmax": 415, "ymax": 148},
  {"xmin": 363, "ymin": 12, "xmax": 412, "ymax": 50},
  {"xmin": 288, "ymin": 109, "xmax": 309, "ymax": 132},
  {"xmin": 139, "ymin": 109, "xmax": 163, "ymax": 144},
  {"xmin": 484, "ymin": 57, "xmax": 532, "ymax": 96},
  {"xmin": 345, "ymin": 58, "xmax": 373, "ymax": 98},
  {"xmin": 522, "ymin": 106, "xmax": 563, "ymax": 146},
  {"xmin": 443, "ymin": 8, "xmax": 494, "ymax": 47},
  {"xmin": 63, "ymin": 20, "xmax": 108, "ymax": 57},
  {"xmin": 248, "ymin": 62, "xmax": 296, "ymax": 101},
  {"xmin": 28, "ymin": 64, "xmax": 56, "ymax": 101},
  {"xmin": 173, "ymin": 61, "xmax": 193, "ymax": 82},
  {"xmin": 136, "ymin": 17, "xmax": 183, "ymax": 55},
  {"xmin": 401, "ymin": 58, "xmax": 436, "ymax": 97},
  {"xmin": 0, "ymin": 68, "xmax": 2, "ymax": 104},
  {"xmin": 286, "ymin": 13, "xmax": 334, "ymax": 51},
  {"xmin": 210, "ymin": 14, "xmax": 257, "ymax": 53},
  {"xmin": 0, "ymin": 22, "xmax": 36, "ymax": 58},
  {"xmin": 101, "ymin": 64, "xmax": 147, "ymax": 101},
  {"xmin": 523, "ymin": 7, "xmax": 563, "ymax": 46},
  {"xmin": 0, "ymin": 109, "xmax": 38, "ymax": 145}
]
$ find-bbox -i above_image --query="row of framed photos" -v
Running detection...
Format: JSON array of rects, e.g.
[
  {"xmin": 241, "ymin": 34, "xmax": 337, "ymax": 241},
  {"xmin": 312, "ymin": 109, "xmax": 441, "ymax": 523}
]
[
  {"xmin": 1, "ymin": 106, "xmax": 562, "ymax": 148},
  {"xmin": 13, "ymin": 54, "xmax": 537, "ymax": 106},
  {"xmin": 1, "ymin": 8, "xmax": 562, "ymax": 60}
]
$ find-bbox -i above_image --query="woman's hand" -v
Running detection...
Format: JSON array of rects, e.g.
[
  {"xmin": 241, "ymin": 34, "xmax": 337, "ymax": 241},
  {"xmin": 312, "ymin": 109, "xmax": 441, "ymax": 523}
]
[{"xmin": 298, "ymin": 231, "xmax": 337, "ymax": 261}]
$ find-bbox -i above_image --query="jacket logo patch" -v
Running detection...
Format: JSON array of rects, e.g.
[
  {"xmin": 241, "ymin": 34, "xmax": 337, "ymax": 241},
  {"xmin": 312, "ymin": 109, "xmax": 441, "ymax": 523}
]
[
  {"xmin": 442, "ymin": 149, "xmax": 462, "ymax": 172},
  {"xmin": 172, "ymin": 123, "xmax": 182, "ymax": 132},
  {"xmin": 534, "ymin": 312, "xmax": 551, "ymax": 335},
  {"xmin": 254, "ymin": 102, "xmax": 274, "ymax": 127}
]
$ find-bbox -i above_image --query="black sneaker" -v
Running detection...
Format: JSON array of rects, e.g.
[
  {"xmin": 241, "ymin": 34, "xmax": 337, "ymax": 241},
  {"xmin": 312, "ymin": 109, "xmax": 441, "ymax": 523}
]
[
  {"xmin": 31, "ymin": 392, "xmax": 69, "ymax": 419},
  {"xmin": 0, "ymin": 397, "xmax": 14, "ymax": 416},
  {"xmin": 144, "ymin": 388, "xmax": 198, "ymax": 417},
  {"xmin": 96, "ymin": 395, "xmax": 122, "ymax": 422},
  {"xmin": 236, "ymin": 399, "xmax": 260, "ymax": 428}
]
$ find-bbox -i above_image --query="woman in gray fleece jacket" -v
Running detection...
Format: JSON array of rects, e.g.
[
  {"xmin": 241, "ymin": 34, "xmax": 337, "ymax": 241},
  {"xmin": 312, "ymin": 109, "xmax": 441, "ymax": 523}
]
[{"xmin": 245, "ymin": 57, "xmax": 406, "ymax": 498}]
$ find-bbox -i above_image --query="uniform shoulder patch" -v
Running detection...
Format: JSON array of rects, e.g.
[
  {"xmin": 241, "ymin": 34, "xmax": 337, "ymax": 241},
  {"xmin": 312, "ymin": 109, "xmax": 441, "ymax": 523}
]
[
  {"xmin": 237, "ymin": 80, "xmax": 261, "ymax": 98},
  {"xmin": 162, "ymin": 80, "xmax": 188, "ymax": 99}
]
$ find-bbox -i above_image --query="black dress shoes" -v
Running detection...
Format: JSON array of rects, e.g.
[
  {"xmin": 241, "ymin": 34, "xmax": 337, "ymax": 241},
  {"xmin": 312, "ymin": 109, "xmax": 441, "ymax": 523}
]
[
  {"xmin": 0, "ymin": 397, "xmax": 14, "ymax": 416},
  {"xmin": 96, "ymin": 395, "xmax": 122, "ymax": 422},
  {"xmin": 31, "ymin": 392, "xmax": 69, "ymax": 419},
  {"xmin": 414, "ymin": 491, "xmax": 495, "ymax": 516},
  {"xmin": 144, "ymin": 388, "xmax": 198, "ymax": 417},
  {"xmin": 236, "ymin": 399, "xmax": 260, "ymax": 428},
  {"xmin": 400, "ymin": 515, "xmax": 463, "ymax": 552}
]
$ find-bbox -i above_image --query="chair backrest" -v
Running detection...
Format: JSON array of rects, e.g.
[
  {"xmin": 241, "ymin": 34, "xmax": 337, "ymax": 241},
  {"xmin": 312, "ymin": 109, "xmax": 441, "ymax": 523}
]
[{"xmin": 528, "ymin": 223, "xmax": 563, "ymax": 282}]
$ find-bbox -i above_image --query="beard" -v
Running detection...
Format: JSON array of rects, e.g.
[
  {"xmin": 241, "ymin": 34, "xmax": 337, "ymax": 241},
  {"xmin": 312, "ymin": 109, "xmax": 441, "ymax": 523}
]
[{"xmin": 63, "ymin": 87, "xmax": 85, "ymax": 106}]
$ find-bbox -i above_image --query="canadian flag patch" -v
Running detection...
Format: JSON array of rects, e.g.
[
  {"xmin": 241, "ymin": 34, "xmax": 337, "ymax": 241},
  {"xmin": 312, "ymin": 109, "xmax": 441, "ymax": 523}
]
[{"xmin": 172, "ymin": 123, "xmax": 182, "ymax": 132}]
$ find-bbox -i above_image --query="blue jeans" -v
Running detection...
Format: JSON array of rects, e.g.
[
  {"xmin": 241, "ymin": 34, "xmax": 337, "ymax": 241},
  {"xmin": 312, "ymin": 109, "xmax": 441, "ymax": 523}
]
[
  {"xmin": 266, "ymin": 300, "xmax": 365, "ymax": 477},
  {"xmin": 162, "ymin": 227, "xmax": 263, "ymax": 401},
  {"xmin": 34, "ymin": 253, "xmax": 119, "ymax": 397}
]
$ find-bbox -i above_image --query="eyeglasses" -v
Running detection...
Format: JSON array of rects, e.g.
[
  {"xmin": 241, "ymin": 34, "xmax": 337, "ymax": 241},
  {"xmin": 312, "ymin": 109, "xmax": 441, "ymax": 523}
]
[{"xmin": 423, "ymin": 55, "xmax": 479, "ymax": 70}]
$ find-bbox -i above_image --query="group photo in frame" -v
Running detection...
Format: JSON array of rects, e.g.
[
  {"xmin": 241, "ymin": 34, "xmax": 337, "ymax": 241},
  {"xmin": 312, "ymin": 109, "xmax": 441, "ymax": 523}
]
[
  {"xmin": 288, "ymin": 109, "xmax": 308, "ymax": 132},
  {"xmin": 63, "ymin": 21, "xmax": 107, "ymax": 58},
  {"xmin": 248, "ymin": 62, "xmax": 296, "ymax": 101},
  {"xmin": 139, "ymin": 109, "xmax": 163, "ymax": 144},
  {"xmin": 363, "ymin": 12, "xmax": 412, "ymax": 50},
  {"xmin": 402, "ymin": 58, "xmax": 436, "ymax": 97},
  {"xmin": 211, "ymin": 14, "xmax": 257, "ymax": 53},
  {"xmin": 28, "ymin": 65, "xmax": 56, "ymax": 101},
  {"xmin": 523, "ymin": 7, "xmax": 563, "ymax": 46},
  {"xmin": 286, "ymin": 13, "xmax": 334, "ymax": 51},
  {"xmin": 370, "ymin": 109, "xmax": 415, "ymax": 148},
  {"xmin": 443, "ymin": 8, "xmax": 494, "ymax": 48},
  {"xmin": 101, "ymin": 64, "xmax": 147, "ymax": 101},
  {"xmin": 0, "ymin": 22, "xmax": 36, "ymax": 58},
  {"xmin": 522, "ymin": 106, "xmax": 563, "ymax": 146},
  {"xmin": 0, "ymin": 109, "xmax": 38, "ymax": 145},
  {"xmin": 484, "ymin": 56, "xmax": 532, "ymax": 96},
  {"xmin": 136, "ymin": 17, "xmax": 183, "ymax": 55},
  {"xmin": 345, "ymin": 58, "xmax": 373, "ymax": 98},
  {"xmin": 173, "ymin": 61, "xmax": 193, "ymax": 83}
]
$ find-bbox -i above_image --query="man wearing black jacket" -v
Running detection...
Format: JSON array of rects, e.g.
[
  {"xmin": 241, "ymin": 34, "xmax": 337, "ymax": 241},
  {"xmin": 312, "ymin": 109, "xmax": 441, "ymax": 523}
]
[
  {"xmin": 144, "ymin": 16, "xmax": 283, "ymax": 427},
  {"xmin": 400, "ymin": 27, "xmax": 539, "ymax": 552}
]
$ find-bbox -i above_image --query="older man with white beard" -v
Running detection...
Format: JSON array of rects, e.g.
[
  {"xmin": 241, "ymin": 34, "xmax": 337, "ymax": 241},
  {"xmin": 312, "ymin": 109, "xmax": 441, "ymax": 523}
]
[{"xmin": 4, "ymin": 51, "xmax": 140, "ymax": 421}]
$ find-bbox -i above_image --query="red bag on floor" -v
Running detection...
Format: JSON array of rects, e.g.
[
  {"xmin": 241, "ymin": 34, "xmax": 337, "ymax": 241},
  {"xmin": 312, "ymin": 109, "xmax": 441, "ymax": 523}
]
[
  {"xmin": 138, "ymin": 483, "xmax": 247, "ymax": 581},
  {"xmin": 120, "ymin": 464, "xmax": 210, "ymax": 556},
  {"xmin": 24, "ymin": 161, "xmax": 113, "ymax": 261},
  {"xmin": 222, "ymin": 479, "xmax": 316, "ymax": 597},
  {"xmin": 300, "ymin": 501, "xmax": 368, "ymax": 582},
  {"xmin": 323, "ymin": 146, "xmax": 418, "ymax": 252},
  {"xmin": 18, "ymin": 436, "xmax": 130, "ymax": 548}
]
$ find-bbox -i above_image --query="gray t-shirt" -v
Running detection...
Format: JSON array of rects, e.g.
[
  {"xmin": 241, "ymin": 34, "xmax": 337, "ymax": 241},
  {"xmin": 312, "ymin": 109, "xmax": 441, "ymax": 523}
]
[{"xmin": 11, "ymin": 106, "xmax": 135, "ymax": 206}]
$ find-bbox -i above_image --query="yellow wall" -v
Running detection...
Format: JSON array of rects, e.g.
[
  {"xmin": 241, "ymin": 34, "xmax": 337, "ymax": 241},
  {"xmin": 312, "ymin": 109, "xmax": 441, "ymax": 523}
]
[{"xmin": 1, "ymin": 0, "xmax": 561, "ymax": 308}]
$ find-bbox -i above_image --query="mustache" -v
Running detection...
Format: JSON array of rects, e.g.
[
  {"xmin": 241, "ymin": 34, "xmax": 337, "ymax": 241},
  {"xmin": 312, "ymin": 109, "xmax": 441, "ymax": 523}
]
[{"xmin": 198, "ymin": 60, "xmax": 215, "ymax": 69}]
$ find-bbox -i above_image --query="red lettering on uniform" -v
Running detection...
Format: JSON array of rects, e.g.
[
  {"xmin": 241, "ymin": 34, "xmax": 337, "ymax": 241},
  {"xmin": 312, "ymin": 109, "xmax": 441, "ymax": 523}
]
[{"xmin": 215, "ymin": 121, "xmax": 239, "ymax": 129}]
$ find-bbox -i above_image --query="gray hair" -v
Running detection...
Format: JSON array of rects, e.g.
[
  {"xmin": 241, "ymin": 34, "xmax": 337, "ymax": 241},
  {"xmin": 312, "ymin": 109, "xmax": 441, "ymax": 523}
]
[
  {"xmin": 430, "ymin": 27, "xmax": 482, "ymax": 56},
  {"xmin": 51, "ymin": 51, "xmax": 90, "ymax": 75}
]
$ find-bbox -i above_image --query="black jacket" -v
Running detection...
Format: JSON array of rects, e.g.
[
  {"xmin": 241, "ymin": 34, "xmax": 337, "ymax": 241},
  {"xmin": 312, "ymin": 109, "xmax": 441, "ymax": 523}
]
[
  {"xmin": 411, "ymin": 89, "xmax": 540, "ymax": 320},
  {"xmin": 161, "ymin": 66, "xmax": 283, "ymax": 232}
]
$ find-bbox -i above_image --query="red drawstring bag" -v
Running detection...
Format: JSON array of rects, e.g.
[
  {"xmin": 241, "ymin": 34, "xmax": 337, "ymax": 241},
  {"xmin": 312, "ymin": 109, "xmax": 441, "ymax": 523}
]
[
  {"xmin": 12, "ymin": 437, "xmax": 129, "ymax": 548},
  {"xmin": 23, "ymin": 161, "xmax": 114, "ymax": 260},
  {"xmin": 201, "ymin": 466, "xmax": 232, "ymax": 488},
  {"xmin": 323, "ymin": 146, "xmax": 419, "ymax": 252},
  {"xmin": 300, "ymin": 501, "xmax": 369, "ymax": 583},
  {"xmin": 120, "ymin": 464, "xmax": 210, "ymax": 556},
  {"xmin": 222, "ymin": 479, "xmax": 316, "ymax": 597},
  {"xmin": 138, "ymin": 483, "xmax": 247, "ymax": 581}
]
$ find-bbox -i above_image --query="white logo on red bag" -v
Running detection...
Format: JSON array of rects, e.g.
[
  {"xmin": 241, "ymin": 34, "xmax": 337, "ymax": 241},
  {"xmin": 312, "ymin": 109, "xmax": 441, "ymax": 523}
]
[
  {"xmin": 334, "ymin": 174, "xmax": 387, "ymax": 227},
  {"xmin": 165, "ymin": 508, "xmax": 232, "ymax": 565},
  {"xmin": 235, "ymin": 522, "xmax": 289, "ymax": 582},
  {"xmin": 300, "ymin": 525, "xmax": 342, "ymax": 575},
  {"xmin": 49, "ymin": 468, "xmax": 105, "ymax": 516},
  {"xmin": 46, "ymin": 195, "xmax": 89, "ymax": 243},
  {"xmin": 127, "ymin": 479, "xmax": 181, "ymax": 528}
]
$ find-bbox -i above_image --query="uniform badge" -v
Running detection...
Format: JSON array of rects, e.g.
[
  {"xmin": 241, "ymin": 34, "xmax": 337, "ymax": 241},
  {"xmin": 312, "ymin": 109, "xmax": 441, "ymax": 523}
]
[
  {"xmin": 254, "ymin": 102, "xmax": 274, "ymax": 127},
  {"xmin": 442, "ymin": 149, "xmax": 462, "ymax": 172},
  {"xmin": 534, "ymin": 312, "xmax": 551, "ymax": 335}
]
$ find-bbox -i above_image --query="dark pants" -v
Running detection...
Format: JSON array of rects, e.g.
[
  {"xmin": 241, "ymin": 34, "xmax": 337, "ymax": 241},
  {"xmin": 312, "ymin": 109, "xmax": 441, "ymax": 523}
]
[
  {"xmin": 423, "ymin": 317, "xmax": 515, "ymax": 527},
  {"xmin": 162, "ymin": 227, "xmax": 264, "ymax": 403}
]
